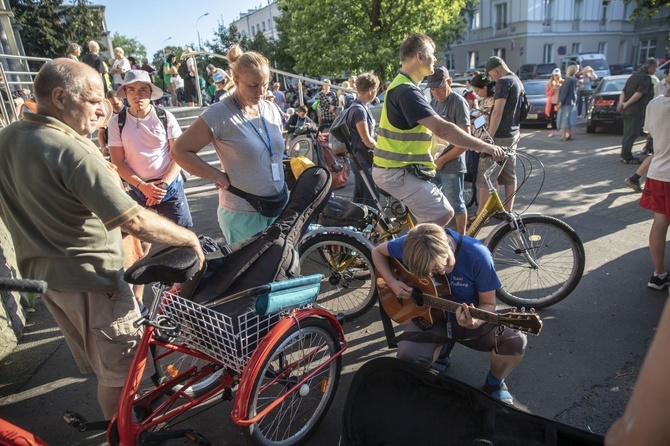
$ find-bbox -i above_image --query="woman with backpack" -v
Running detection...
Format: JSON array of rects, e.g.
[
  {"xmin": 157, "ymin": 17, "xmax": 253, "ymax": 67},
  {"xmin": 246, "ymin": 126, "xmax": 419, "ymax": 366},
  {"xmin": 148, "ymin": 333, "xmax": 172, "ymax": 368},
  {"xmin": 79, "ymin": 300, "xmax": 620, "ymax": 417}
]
[{"xmin": 345, "ymin": 72, "xmax": 380, "ymax": 205}]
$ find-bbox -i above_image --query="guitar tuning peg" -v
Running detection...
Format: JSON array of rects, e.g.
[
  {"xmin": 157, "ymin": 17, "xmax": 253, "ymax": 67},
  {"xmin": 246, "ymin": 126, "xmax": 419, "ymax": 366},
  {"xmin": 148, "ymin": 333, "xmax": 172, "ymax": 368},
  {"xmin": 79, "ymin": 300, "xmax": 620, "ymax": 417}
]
[
  {"xmin": 530, "ymin": 307, "xmax": 536, "ymax": 313},
  {"xmin": 520, "ymin": 306, "xmax": 526, "ymax": 313},
  {"xmin": 512, "ymin": 306, "xmax": 518, "ymax": 312}
]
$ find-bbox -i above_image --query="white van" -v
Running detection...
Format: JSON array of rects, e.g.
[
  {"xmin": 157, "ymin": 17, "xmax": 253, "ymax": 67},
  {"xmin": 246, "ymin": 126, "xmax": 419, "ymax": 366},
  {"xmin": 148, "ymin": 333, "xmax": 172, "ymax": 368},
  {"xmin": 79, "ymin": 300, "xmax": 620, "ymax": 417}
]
[{"xmin": 561, "ymin": 53, "xmax": 611, "ymax": 78}]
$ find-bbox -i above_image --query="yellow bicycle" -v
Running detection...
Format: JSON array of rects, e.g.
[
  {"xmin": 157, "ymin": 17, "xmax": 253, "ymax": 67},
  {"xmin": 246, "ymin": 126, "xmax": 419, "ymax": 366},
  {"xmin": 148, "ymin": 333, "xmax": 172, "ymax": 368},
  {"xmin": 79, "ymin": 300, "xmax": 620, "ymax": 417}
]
[{"xmin": 298, "ymin": 125, "xmax": 585, "ymax": 320}]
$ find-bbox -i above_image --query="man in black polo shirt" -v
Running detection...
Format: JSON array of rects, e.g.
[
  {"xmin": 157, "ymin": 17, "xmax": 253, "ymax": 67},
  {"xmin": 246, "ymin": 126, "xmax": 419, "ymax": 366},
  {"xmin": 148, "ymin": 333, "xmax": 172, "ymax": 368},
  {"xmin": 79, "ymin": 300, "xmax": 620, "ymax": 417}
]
[{"xmin": 618, "ymin": 58, "xmax": 658, "ymax": 164}]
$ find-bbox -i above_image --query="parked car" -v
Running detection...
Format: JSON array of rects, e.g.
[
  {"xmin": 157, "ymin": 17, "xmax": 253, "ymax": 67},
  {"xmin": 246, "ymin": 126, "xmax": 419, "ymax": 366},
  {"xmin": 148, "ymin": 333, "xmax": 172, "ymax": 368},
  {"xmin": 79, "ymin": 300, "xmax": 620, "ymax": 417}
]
[
  {"xmin": 521, "ymin": 79, "xmax": 550, "ymax": 125},
  {"xmin": 369, "ymin": 82, "xmax": 466, "ymax": 126},
  {"xmin": 609, "ymin": 64, "xmax": 634, "ymax": 75},
  {"xmin": 586, "ymin": 74, "xmax": 631, "ymax": 133},
  {"xmin": 518, "ymin": 63, "xmax": 557, "ymax": 80}
]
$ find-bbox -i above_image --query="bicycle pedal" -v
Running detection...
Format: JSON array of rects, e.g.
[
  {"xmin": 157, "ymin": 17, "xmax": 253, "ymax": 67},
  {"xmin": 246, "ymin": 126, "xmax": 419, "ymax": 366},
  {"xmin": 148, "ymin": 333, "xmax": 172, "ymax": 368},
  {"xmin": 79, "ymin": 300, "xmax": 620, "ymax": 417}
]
[
  {"xmin": 185, "ymin": 431, "xmax": 211, "ymax": 445},
  {"xmin": 62, "ymin": 411, "xmax": 87, "ymax": 431}
]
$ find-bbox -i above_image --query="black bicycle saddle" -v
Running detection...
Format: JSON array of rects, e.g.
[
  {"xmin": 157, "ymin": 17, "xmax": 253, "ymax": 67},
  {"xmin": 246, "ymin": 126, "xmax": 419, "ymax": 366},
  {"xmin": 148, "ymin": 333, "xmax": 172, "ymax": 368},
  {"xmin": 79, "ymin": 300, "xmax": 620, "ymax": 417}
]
[{"xmin": 124, "ymin": 244, "xmax": 200, "ymax": 285}]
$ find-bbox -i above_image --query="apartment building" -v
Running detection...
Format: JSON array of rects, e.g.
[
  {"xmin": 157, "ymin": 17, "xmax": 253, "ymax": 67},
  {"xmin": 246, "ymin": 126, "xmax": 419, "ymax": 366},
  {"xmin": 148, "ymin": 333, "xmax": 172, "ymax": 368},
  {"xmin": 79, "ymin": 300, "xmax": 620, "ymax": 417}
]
[
  {"xmin": 231, "ymin": 1, "xmax": 280, "ymax": 41},
  {"xmin": 446, "ymin": 0, "xmax": 669, "ymax": 74}
]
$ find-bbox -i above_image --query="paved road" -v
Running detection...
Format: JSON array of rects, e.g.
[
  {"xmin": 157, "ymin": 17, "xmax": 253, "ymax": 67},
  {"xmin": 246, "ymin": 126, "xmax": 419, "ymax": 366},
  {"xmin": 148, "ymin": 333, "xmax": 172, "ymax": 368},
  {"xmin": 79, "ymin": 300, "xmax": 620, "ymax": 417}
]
[{"xmin": 1, "ymin": 121, "xmax": 665, "ymax": 445}]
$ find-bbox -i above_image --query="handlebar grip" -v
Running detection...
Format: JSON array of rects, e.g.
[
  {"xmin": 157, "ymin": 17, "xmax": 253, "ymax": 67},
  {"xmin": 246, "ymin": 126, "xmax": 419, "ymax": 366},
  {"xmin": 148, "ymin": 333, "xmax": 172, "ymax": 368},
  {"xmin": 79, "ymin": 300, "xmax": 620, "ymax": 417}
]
[{"xmin": 0, "ymin": 277, "xmax": 48, "ymax": 294}]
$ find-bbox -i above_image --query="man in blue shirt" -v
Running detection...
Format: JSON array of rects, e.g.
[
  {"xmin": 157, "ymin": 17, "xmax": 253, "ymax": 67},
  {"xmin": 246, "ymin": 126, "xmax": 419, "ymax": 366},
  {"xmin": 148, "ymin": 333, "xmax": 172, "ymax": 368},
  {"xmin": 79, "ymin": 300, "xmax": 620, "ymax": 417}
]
[{"xmin": 372, "ymin": 223, "xmax": 527, "ymax": 405}]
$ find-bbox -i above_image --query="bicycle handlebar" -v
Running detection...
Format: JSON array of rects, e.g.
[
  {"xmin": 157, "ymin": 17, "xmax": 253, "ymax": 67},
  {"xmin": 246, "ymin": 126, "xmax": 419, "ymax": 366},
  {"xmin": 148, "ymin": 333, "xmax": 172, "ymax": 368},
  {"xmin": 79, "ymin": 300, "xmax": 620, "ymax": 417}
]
[{"xmin": 0, "ymin": 277, "xmax": 48, "ymax": 294}]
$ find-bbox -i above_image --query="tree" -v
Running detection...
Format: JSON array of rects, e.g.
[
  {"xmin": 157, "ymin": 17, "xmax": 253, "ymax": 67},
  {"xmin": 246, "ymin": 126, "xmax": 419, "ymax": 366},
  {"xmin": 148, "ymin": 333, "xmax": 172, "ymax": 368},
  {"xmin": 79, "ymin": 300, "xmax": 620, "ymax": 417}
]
[
  {"xmin": 10, "ymin": 0, "xmax": 103, "ymax": 60},
  {"xmin": 622, "ymin": 0, "xmax": 670, "ymax": 21},
  {"xmin": 111, "ymin": 32, "xmax": 147, "ymax": 61},
  {"xmin": 275, "ymin": 0, "xmax": 468, "ymax": 81}
]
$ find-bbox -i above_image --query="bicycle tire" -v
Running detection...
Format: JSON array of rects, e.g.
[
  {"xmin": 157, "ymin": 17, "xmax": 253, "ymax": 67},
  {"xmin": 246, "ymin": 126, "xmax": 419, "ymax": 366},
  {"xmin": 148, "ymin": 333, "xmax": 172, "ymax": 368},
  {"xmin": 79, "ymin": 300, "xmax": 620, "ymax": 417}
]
[
  {"xmin": 152, "ymin": 342, "xmax": 223, "ymax": 398},
  {"xmin": 487, "ymin": 215, "xmax": 585, "ymax": 309},
  {"xmin": 244, "ymin": 318, "xmax": 342, "ymax": 446},
  {"xmin": 463, "ymin": 180, "xmax": 477, "ymax": 209},
  {"xmin": 298, "ymin": 233, "xmax": 377, "ymax": 320}
]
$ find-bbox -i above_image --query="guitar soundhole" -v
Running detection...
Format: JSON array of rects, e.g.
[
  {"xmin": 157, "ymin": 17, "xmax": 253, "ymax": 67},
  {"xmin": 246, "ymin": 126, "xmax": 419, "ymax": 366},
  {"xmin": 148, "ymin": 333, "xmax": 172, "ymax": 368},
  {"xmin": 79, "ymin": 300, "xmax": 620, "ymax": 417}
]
[{"xmin": 411, "ymin": 287, "xmax": 424, "ymax": 307}]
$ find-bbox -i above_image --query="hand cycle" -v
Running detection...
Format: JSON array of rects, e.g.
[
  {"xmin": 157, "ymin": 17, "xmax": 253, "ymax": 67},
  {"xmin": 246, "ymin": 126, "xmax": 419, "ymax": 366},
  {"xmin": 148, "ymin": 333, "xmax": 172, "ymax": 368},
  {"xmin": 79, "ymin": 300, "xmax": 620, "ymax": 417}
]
[
  {"xmin": 0, "ymin": 277, "xmax": 49, "ymax": 446},
  {"xmin": 3, "ymin": 248, "xmax": 346, "ymax": 445},
  {"xmin": 298, "ymin": 120, "xmax": 585, "ymax": 315}
]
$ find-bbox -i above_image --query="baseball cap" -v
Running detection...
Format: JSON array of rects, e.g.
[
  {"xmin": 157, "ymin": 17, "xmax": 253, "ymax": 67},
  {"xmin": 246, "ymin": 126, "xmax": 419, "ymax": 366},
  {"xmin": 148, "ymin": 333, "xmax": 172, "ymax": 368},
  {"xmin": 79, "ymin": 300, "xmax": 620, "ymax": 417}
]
[
  {"xmin": 485, "ymin": 56, "xmax": 504, "ymax": 73},
  {"xmin": 552, "ymin": 68, "xmax": 561, "ymax": 76},
  {"xmin": 426, "ymin": 66, "xmax": 450, "ymax": 88}
]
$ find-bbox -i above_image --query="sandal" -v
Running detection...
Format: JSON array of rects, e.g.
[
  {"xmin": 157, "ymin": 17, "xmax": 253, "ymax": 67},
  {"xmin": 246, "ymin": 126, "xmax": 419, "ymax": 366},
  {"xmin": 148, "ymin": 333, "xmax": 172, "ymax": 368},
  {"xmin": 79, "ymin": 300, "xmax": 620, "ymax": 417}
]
[{"xmin": 620, "ymin": 158, "xmax": 642, "ymax": 165}]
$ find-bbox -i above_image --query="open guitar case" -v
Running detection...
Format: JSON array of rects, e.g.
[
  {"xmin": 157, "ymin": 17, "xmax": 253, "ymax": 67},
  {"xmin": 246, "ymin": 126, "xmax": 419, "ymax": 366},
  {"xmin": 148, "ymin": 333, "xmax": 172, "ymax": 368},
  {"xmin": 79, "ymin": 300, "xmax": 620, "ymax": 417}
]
[{"xmin": 342, "ymin": 357, "xmax": 604, "ymax": 446}]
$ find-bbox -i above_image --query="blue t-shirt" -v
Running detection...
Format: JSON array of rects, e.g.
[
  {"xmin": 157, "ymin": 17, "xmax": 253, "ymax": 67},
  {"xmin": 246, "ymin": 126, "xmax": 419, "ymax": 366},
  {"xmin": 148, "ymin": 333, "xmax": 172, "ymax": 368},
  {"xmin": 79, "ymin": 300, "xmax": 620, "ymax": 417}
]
[{"xmin": 386, "ymin": 228, "xmax": 501, "ymax": 320}]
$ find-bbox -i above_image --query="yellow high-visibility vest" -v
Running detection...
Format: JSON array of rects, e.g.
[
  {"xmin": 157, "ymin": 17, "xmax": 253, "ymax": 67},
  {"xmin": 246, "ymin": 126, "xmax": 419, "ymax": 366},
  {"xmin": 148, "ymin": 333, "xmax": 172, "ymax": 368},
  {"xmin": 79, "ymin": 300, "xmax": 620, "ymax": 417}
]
[{"xmin": 374, "ymin": 73, "xmax": 435, "ymax": 169}]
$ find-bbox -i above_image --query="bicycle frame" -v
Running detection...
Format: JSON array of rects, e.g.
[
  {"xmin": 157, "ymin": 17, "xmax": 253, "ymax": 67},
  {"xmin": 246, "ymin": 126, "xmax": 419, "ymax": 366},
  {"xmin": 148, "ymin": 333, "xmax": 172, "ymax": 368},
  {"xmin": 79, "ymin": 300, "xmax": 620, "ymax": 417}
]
[
  {"xmin": 465, "ymin": 161, "xmax": 506, "ymax": 238},
  {"xmin": 111, "ymin": 287, "xmax": 348, "ymax": 444}
]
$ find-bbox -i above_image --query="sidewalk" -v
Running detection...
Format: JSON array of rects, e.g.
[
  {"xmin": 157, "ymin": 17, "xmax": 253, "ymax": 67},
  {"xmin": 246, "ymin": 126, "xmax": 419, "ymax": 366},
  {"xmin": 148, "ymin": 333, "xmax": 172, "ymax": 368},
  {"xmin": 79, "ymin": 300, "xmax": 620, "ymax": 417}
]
[{"xmin": 0, "ymin": 120, "xmax": 664, "ymax": 445}]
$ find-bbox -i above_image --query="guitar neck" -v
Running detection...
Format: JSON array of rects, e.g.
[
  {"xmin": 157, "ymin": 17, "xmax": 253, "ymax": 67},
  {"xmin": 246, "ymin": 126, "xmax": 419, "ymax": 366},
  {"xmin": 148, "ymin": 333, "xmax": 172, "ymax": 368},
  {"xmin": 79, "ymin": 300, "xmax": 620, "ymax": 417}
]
[{"xmin": 421, "ymin": 293, "xmax": 500, "ymax": 324}]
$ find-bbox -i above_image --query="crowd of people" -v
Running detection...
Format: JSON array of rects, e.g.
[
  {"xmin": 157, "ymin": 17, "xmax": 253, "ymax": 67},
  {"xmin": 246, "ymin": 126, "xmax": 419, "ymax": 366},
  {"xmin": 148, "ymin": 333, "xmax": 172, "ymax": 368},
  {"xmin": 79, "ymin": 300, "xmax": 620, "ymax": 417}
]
[{"xmin": 1, "ymin": 33, "xmax": 670, "ymax": 442}]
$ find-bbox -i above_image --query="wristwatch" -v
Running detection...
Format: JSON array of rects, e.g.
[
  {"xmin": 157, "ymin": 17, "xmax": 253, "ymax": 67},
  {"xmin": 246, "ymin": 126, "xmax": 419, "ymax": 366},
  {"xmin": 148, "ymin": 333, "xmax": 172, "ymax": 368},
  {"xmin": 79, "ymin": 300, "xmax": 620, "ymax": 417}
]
[{"xmin": 161, "ymin": 181, "xmax": 169, "ymax": 190}]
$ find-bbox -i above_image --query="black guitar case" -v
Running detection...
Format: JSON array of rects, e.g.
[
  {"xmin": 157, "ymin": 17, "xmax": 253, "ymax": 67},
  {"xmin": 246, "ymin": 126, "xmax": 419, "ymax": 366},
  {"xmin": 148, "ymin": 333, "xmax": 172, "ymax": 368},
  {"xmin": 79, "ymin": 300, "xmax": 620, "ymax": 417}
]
[{"xmin": 342, "ymin": 357, "xmax": 604, "ymax": 446}]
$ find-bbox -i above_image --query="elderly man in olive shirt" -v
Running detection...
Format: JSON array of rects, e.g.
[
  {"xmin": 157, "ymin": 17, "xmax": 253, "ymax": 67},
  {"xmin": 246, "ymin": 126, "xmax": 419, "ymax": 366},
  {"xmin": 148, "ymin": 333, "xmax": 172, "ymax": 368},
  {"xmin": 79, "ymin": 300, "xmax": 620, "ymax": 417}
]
[{"xmin": 0, "ymin": 58, "xmax": 203, "ymax": 420}]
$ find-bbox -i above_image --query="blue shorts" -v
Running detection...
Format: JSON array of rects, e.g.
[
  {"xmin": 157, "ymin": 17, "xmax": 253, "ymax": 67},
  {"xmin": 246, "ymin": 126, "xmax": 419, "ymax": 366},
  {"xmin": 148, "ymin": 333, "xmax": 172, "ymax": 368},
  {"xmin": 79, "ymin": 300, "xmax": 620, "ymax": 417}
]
[
  {"xmin": 129, "ymin": 175, "xmax": 193, "ymax": 228},
  {"xmin": 217, "ymin": 207, "xmax": 276, "ymax": 244},
  {"xmin": 438, "ymin": 172, "xmax": 466, "ymax": 215}
]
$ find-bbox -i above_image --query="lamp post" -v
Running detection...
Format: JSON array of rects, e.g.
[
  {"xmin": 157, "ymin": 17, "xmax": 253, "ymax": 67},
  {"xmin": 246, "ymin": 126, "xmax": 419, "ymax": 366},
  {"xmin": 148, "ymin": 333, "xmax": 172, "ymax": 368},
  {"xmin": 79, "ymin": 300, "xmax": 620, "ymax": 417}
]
[
  {"xmin": 196, "ymin": 13, "xmax": 209, "ymax": 51},
  {"xmin": 161, "ymin": 36, "xmax": 172, "ymax": 61}
]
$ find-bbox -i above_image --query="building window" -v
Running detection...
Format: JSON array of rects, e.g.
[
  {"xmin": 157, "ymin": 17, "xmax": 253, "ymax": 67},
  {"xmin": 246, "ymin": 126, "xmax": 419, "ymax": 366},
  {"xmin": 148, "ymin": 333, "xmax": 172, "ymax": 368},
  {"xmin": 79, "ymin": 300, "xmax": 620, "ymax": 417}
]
[
  {"xmin": 572, "ymin": 43, "xmax": 581, "ymax": 54},
  {"xmin": 543, "ymin": 44, "xmax": 553, "ymax": 63},
  {"xmin": 468, "ymin": 51, "xmax": 479, "ymax": 70},
  {"xmin": 494, "ymin": 48, "xmax": 506, "ymax": 60},
  {"xmin": 445, "ymin": 54, "xmax": 455, "ymax": 71},
  {"xmin": 543, "ymin": 0, "xmax": 554, "ymax": 26},
  {"xmin": 597, "ymin": 42, "xmax": 607, "ymax": 54},
  {"xmin": 470, "ymin": 9, "xmax": 480, "ymax": 29},
  {"xmin": 638, "ymin": 39, "xmax": 656, "ymax": 66},
  {"xmin": 574, "ymin": 0, "xmax": 583, "ymax": 20},
  {"xmin": 262, "ymin": 22, "xmax": 266, "ymax": 31},
  {"xmin": 495, "ymin": 3, "xmax": 507, "ymax": 30},
  {"xmin": 600, "ymin": 0, "xmax": 610, "ymax": 26}
]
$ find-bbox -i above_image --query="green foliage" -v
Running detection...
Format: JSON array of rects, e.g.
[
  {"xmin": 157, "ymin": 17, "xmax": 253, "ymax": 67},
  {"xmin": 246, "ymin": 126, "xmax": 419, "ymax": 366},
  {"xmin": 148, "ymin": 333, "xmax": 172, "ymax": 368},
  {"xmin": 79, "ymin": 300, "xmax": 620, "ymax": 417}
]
[
  {"xmin": 111, "ymin": 32, "xmax": 147, "ymax": 61},
  {"xmin": 275, "ymin": 0, "xmax": 467, "ymax": 81},
  {"xmin": 11, "ymin": 0, "xmax": 103, "ymax": 59},
  {"xmin": 622, "ymin": 0, "xmax": 670, "ymax": 21}
]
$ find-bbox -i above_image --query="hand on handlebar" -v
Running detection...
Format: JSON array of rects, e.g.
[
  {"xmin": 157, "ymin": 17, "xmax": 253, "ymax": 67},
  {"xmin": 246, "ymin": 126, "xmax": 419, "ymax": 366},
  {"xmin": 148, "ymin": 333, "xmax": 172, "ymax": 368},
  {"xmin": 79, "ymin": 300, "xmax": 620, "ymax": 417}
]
[{"xmin": 485, "ymin": 145, "xmax": 507, "ymax": 162}]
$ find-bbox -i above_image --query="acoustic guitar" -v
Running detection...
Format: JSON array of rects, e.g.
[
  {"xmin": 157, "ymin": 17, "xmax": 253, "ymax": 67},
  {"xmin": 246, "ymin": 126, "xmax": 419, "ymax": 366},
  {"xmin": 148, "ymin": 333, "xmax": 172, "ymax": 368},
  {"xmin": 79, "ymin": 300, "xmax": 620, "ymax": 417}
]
[{"xmin": 377, "ymin": 258, "xmax": 543, "ymax": 336}]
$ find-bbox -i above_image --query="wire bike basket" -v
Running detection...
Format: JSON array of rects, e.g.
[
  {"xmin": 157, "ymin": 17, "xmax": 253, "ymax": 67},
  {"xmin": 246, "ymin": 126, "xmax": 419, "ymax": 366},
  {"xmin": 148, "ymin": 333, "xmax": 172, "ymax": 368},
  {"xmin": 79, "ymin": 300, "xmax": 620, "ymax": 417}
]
[{"xmin": 155, "ymin": 275, "xmax": 322, "ymax": 374}]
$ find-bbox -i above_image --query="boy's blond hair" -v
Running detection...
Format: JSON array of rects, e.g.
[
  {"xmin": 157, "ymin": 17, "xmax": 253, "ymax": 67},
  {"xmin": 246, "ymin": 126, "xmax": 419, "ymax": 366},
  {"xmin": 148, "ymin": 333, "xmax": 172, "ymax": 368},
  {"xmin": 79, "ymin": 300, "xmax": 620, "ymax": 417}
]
[{"xmin": 402, "ymin": 223, "xmax": 451, "ymax": 277}]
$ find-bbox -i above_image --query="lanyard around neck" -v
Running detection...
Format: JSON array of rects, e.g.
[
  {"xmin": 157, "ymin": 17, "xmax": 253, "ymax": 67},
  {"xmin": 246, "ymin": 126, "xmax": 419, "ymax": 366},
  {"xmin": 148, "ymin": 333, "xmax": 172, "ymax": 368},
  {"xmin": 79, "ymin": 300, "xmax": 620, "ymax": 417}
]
[{"xmin": 231, "ymin": 94, "xmax": 274, "ymax": 157}]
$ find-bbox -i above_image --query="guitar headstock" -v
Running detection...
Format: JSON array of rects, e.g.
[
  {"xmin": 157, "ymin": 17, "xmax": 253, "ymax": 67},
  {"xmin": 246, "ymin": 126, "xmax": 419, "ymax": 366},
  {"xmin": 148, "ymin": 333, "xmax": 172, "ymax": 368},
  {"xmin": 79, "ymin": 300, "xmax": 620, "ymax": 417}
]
[{"xmin": 497, "ymin": 311, "xmax": 543, "ymax": 336}]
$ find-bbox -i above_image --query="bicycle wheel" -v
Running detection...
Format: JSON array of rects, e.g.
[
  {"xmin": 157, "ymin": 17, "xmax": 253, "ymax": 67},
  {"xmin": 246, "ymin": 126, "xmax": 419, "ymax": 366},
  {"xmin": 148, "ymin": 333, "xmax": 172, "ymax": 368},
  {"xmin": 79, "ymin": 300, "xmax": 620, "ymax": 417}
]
[
  {"xmin": 463, "ymin": 180, "xmax": 477, "ymax": 208},
  {"xmin": 487, "ymin": 215, "xmax": 585, "ymax": 309},
  {"xmin": 299, "ymin": 233, "xmax": 377, "ymax": 320},
  {"xmin": 151, "ymin": 326, "xmax": 223, "ymax": 398},
  {"xmin": 244, "ymin": 318, "xmax": 342, "ymax": 446}
]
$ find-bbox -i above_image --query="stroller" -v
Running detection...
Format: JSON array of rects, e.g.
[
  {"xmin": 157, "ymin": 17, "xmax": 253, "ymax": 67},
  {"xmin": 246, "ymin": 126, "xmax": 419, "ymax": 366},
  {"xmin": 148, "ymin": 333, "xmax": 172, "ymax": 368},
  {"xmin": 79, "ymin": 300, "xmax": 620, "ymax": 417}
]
[{"xmin": 286, "ymin": 125, "xmax": 349, "ymax": 189}]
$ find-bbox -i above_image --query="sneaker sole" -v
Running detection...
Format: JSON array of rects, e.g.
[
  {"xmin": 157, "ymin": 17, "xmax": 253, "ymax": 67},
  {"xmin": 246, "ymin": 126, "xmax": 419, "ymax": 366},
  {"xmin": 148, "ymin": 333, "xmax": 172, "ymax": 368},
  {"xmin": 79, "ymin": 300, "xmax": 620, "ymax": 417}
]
[{"xmin": 647, "ymin": 282, "xmax": 670, "ymax": 290}]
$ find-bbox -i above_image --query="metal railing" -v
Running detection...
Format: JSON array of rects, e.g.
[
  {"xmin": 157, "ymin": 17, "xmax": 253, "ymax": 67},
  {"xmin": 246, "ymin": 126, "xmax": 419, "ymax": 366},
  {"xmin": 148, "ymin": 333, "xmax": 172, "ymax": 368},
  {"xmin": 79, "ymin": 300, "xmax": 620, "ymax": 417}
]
[{"xmin": 0, "ymin": 54, "xmax": 50, "ymax": 128}]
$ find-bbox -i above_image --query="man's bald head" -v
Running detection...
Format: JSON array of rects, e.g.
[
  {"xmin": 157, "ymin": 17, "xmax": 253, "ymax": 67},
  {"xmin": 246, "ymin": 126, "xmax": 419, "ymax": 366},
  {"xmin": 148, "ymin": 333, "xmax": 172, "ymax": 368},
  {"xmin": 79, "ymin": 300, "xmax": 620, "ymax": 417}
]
[{"xmin": 34, "ymin": 58, "xmax": 101, "ymax": 114}]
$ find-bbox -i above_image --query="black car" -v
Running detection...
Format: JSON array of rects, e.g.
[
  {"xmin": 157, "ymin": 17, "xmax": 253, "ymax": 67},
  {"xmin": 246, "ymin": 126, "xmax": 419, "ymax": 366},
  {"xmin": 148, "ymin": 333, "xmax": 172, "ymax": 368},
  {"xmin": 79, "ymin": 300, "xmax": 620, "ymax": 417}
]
[
  {"xmin": 521, "ymin": 79, "xmax": 550, "ymax": 125},
  {"xmin": 518, "ymin": 63, "xmax": 557, "ymax": 80},
  {"xmin": 586, "ymin": 74, "xmax": 630, "ymax": 133},
  {"xmin": 609, "ymin": 64, "xmax": 634, "ymax": 75}
]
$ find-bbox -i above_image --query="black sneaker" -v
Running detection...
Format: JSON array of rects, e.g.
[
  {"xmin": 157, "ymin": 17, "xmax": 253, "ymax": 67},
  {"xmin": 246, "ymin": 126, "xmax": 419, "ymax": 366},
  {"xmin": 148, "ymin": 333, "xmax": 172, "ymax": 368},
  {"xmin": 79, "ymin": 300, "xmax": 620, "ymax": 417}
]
[
  {"xmin": 648, "ymin": 272, "xmax": 670, "ymax": 290},
  {"xmin": 483, "ymin": 379, "xmax": 514, "ymax": 405},
  {"xmin": 624, "ymin": 177, "xmax": 642, "ymax": 193}
]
